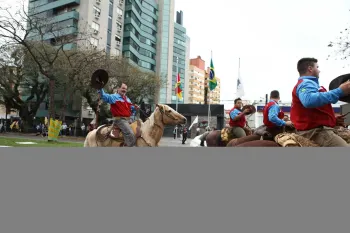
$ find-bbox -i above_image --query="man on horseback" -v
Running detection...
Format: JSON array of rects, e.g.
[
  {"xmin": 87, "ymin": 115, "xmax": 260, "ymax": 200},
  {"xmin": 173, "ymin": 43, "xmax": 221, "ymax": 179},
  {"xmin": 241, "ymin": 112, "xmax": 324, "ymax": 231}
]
[
  {"xmin": 97, "ymin": 82, "xmax": 139, "ymax": 147},
  {"xmin": 290, "ymin": 57, "xmax": 350, "ymax": 147},
  {"xmin": 262, "ymin": 90, "xmax": 294, "ymax": 139},
  {"xmin": 228, "ymin": 98, "xmax": 250, "ymax": 138}
]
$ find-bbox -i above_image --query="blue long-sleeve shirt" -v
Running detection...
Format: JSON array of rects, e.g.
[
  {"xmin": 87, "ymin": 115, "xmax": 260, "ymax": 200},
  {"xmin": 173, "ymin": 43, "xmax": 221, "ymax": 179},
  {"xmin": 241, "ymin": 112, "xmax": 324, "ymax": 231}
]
[
  {"xmin": 97, "ymin": 89, "xmax": 136, "ymax": 115},
  {"xmin": 296, "ymin": 76, "xmax": 344, "ymax": 108},
  {"xmin": 267, "ymin": 100, "xmax": 286, "ymax": 127},
  {"xmin": 229, "ymin": 108, "xmax": 242, "ymax": 120}
]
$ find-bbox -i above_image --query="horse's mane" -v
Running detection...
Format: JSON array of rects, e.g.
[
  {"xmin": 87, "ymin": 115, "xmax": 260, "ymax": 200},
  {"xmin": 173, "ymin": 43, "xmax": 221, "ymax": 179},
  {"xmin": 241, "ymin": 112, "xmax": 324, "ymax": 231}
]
[{"xmin": 140, "ymin": 107, "xmax": 162, "ymax": 139}]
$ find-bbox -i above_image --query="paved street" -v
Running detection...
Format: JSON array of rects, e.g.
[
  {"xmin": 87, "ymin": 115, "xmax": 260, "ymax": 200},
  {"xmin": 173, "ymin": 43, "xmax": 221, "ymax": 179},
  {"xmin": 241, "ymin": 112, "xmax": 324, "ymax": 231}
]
[{"xmin": 0, "ymin": 133, "xmax": 193, "ymax": 147}]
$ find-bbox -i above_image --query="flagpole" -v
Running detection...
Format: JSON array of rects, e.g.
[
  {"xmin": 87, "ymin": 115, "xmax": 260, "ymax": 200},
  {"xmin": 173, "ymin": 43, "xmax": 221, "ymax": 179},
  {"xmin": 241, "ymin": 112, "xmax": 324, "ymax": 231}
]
[
  {"xmin": 207, "ymin": 50, "xmax": 212, "ymax": 130},
  {"xmin": 235, "ymin": 57, "xmax": 241, "ymax": 99},
  {"xmin": 175, "ymin": 56, "xmax": 179, "ymax": 140}
]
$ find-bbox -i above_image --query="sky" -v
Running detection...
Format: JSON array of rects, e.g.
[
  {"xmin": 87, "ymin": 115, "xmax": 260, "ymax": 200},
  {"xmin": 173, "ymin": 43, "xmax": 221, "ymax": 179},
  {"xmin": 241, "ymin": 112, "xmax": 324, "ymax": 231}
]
[
  {"xmin": 174, "ymin": 0, "xmax": 350, "ymax": 108},
  {"xmin": 2, "ymin": 0, "xmax": 350, "ymax": 109}
]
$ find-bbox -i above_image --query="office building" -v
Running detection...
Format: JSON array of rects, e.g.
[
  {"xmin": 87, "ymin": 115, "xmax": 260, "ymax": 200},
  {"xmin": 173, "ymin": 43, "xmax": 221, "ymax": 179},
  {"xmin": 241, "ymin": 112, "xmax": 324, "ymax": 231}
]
[
  {"xmin": 122, "ymin": 0, "xmax": 158, "ymax": 71},
  {"xmin": 28, "ymin": 0, "xmax": 125, "ymax": 56},
  {"xmin": 171, "ymin": 10, "xmax": 188, "ymax": 104}
]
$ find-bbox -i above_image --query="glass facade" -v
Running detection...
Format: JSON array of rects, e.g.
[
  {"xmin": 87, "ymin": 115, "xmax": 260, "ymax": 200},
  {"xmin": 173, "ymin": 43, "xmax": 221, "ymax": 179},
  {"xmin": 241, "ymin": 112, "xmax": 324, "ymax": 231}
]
[
  {"xmin": 157, "ymin": 0, "xmax": 171, "ymax": 104},
  {"xmin": 171, "ymin": 22, "xmax": 187, "ymax": 104},
  {"xmin": 122, "ymin": 0, "xmax": 158, "ymax": 72}
]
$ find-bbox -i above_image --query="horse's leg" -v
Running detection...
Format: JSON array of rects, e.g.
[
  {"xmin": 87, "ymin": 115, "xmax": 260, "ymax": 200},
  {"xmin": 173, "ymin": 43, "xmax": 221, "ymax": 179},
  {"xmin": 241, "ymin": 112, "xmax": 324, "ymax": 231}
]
[
  {"xmin": 83, "ymin": 137, "xmax": 89, "ymax": 147},
  {"xmin": 199, "ymin": 132, "xmax": 210, "ymax": 146},
  {"xmin": 85, "ymin": 130, "xmax": 98, "ymax": 147},
  {"xmin": 206, "ymin": 132, "xmax": 217, "ymax": 147}
]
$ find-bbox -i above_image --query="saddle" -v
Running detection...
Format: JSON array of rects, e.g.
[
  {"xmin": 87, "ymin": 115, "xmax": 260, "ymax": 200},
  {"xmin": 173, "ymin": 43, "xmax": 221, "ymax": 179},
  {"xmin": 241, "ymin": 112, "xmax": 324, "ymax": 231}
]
[
  {"xmin": 220, "ymin": 126, "xmax": 252, "ymax": 142},
  {"xmin": 110, "ymin": 119, "xmax": 142, "ymax": 140},
  {"xmin": 221, "ymin": 127, "xmax": 234, "ymax": 142},
  {"xmin": 96, "ymin": 120, "xmax": 142, "ymax": 144}
]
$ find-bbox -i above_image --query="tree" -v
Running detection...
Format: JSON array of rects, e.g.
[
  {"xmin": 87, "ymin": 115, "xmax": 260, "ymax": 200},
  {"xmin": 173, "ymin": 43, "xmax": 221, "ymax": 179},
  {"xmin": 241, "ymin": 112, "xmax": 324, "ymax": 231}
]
[
  {"xmin": 70, "ymin": 57, "xmax": 164, "ymax": 124},
  {"xmin": 0, "ymin": 1, "xmax": 101, "ymax": 123},
  {"xmin": 0, "ymin": 45, "xmax": 48, "ymax": 131},
  {"xmin": 327, "ymin": 22, "xmax": 350, "ymax": 64}
]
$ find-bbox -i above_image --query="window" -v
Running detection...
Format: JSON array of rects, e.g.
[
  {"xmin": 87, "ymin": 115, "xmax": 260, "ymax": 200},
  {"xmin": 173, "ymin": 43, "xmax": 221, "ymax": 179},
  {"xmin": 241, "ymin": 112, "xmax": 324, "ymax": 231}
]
[
  {"xmin": 116, "ymin": 7, "xmax": 123, "ymax": 16},
  {"xmin": 91, "ymin": 22, "xmax": 100, "ymax": 31},
  {"xmin": 115, "ymin": 35, "xmax": 121, "ymax": 45},
  {"xmin": 116, "ymin": 22, "xmax": 122, "ymax": 31},
  {"xmin": 90, "ymin": 37, "xmax": 99, "ymax": 46},
  {"xmin": 93, "ymin": 6, "xmax": 101, "ymax": 17}
]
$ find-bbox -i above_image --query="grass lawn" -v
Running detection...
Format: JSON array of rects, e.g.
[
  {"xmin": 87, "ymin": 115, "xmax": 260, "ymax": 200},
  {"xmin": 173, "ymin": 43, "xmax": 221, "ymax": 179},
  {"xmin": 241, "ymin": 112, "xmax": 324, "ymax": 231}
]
[{"xmin": 0, "ymin": 137, "xmax": 83, "ymax": 147}]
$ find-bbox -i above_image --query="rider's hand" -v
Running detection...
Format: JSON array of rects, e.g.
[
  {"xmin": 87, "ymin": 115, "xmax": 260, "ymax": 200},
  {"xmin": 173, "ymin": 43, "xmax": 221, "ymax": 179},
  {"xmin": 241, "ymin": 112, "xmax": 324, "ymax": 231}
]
[
  {"xmin": 243, "ymin": 108, "xmax": 250, "ymax": 114},
  {"xmin": 336, "ymin": 115, "xmax": 346, "ymax": 127},
  {"xmin": 339, "ymin": 80, "xmax": 350, "ymax": 95}
]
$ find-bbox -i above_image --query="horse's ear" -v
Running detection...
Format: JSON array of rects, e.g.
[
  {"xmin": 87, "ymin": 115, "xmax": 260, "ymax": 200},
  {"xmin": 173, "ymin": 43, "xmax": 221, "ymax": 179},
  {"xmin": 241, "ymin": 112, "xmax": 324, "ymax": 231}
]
[{"xmin": 156, "ymin": 104, "xmax": 164, "ymax": 113}]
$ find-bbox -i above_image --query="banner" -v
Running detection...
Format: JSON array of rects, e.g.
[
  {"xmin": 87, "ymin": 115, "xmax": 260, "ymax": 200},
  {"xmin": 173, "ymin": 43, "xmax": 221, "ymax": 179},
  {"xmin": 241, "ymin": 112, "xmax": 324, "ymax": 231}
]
[{"xmin": 48, "ymin": 118, "xmax": 62, "ymax": 141}]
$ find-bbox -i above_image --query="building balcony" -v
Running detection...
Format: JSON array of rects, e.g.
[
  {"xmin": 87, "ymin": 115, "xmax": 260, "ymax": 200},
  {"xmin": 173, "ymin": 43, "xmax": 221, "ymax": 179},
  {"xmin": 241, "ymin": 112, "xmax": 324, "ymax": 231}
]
[
  {"xmin": 51, "ymin": 11, "xmax": 79, "ymax": 23},
  {"xmin": 30, "ymin": 0, "xmax": 80, "ymax": 15},
  {"xmin": 28, "ymin": 26, "xmax": 78, "ymax": 41}
]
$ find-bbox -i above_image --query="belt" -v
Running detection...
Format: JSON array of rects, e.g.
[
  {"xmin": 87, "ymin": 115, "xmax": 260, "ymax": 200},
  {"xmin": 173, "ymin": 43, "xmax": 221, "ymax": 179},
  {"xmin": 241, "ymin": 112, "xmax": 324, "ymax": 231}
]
[{"xmin": 113, "ymin": 117, "xmax": 130, "ymax": 120}]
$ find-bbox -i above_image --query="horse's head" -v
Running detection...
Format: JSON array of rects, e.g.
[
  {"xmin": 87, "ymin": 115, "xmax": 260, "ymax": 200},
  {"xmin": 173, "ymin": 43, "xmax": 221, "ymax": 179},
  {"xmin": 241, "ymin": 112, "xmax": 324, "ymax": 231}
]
[{"xmin": 155, "ymin": 104, "xmax": 187, "ymax": 125}]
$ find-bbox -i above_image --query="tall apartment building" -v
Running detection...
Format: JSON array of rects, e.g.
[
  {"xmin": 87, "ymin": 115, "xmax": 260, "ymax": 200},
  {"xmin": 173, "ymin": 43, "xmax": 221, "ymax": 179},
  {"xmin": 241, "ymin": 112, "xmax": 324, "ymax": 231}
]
[
  {"xmin": 28, "ymin": 0, "xmax": 125, "ymax": 56},
  {"xmin": 188, "ymin": 56, "xmax": 206, "ymax": 104},
  {"xmin": 171, "ymin": 10, "xmax": 188, "ymax": 104},
  {"xmin": 122, "ymin": 0, "xmax": 158, "ymax": 71}
]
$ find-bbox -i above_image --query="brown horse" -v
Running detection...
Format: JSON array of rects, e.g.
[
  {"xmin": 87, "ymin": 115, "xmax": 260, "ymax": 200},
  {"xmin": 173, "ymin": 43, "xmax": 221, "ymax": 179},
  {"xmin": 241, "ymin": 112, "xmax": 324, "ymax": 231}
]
[
  {"xmin": 83, "ymin": 104, "xmax": 186, "ymax": 147},
  {"xmin": 196, "ymin": 105, "xmax": 257, "ymax": 147},
  {"xmin": 235, "ymin": 140, "xmax": 280, "ymax": 147},
  {"xmin": 201, "ymin": 126, "xmax": 253, "ymax": 147},
  {"xmin": 226, "ymin": 135, "xmax": 261, "ymax": 147}
]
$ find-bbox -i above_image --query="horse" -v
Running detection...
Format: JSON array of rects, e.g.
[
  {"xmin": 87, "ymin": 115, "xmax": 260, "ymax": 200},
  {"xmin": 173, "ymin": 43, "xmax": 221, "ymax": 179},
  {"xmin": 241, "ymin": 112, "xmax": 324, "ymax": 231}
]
[
  {"xmin": 83, "ymin": 104, "xmax": 186, "ymax": 147},
  {"xmin": 226, "ymin": 135, "xmax": 261, "ymax": 147},
  {"xmin": 190, "ymin": 105, "xmax": 257, "ymax": 147},
  {"xmin": 190, "ymin": 134, "xmax": 207, "ymax": 147}
]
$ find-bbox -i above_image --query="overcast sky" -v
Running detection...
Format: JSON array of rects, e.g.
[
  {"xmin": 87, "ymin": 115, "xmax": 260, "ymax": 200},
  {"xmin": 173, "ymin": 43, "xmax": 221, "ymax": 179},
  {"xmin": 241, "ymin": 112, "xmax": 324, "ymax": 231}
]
[
  {"xmin": 2, "ymin": 0, "xmax": 350, "ymax": 108},
  {"xmin": 175, "ymin": 0, "xmax": 350, "ymax": 107}
]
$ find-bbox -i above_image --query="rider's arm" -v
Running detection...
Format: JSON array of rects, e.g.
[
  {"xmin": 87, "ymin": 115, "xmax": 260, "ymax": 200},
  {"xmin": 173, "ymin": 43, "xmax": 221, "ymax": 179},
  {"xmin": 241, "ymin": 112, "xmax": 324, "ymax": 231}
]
[
  {"xmin": 126, "ymin": 97, "xmax": 136, "ymax": 114},
  {"xmin": 131, "ymin": 105, "xmax": 136, "ymax": 115},
  {"xmin": 297, "ymin": 80, "xmax": 344, "ymax": 108},
  {"xmin": 268, "ymin": 105, "xmax": 286, "ymax": 127},
  {"xmin": 230, "ymin": 109, "xmax": 245, "ymax": 121},
  {"xmin": 97, "ymin": 89, "xmax": 118, "ymax": 104}
]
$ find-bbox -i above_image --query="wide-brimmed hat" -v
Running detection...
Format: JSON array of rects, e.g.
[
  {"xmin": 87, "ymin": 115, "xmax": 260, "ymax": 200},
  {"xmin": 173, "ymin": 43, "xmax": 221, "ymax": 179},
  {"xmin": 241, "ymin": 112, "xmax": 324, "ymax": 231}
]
[
  {"xmin": 329, "ymin": 73, "xmax": 350, "ymax": 103},
  {"xmin": 242, "ymin": 105, "xmax": 257, "ymax": 115},
  {"xmin": 90, "ymin": 69, "xmax": 109, "ymax": 89}
]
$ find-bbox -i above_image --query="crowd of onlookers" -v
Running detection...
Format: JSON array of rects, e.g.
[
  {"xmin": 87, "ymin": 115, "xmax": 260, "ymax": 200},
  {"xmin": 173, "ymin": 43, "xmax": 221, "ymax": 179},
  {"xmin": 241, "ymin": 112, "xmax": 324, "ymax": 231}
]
[{"xmin": 0, "ymin": 117, "xmax": 95, "ymax": 137}]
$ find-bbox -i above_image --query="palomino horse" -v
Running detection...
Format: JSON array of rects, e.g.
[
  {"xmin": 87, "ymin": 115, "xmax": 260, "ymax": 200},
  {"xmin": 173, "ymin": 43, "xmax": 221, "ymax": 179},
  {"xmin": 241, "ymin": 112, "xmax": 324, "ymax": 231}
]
[{"xmin": 83, "ymin": 104, "xmax": 186, "ymax": 147}]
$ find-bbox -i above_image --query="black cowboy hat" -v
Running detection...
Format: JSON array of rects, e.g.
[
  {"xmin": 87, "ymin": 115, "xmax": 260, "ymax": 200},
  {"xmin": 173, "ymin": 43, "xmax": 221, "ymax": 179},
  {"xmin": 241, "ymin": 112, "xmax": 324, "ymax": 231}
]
[
  {"xmin": 329, "ymin": 73, "xmax": 350, "ymax": 103},
  {"xmin": 242, "ymin": 105, "xmax": 256, "ymax": 115},
  {"xmin": 90, "ymin": 69, "xmax": 109, "ymax": 89}
]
